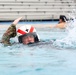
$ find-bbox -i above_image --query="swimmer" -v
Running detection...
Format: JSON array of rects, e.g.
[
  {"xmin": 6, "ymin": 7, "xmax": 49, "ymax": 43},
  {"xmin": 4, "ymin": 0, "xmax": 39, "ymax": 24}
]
[
  {"xmin": 50, "ymin": 15, "xmax": 68, "ymax": 29},
  {"xmin": 1, "ymin": 17, "xmax": 40, "ymax": 46}
]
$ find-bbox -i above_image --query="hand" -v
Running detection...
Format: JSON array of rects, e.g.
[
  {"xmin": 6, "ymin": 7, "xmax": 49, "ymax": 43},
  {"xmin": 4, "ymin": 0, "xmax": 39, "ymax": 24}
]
[
  {"xmin": 50, "ymin": 25, "xmax": 55, "ymax": 28},
  {"xmin": 12, "ymin": 17, "xmax": 22, "ymax": 25},
  {"xmin": 50, "ymin": 25, "xmax": 53, "ymax": 28}
]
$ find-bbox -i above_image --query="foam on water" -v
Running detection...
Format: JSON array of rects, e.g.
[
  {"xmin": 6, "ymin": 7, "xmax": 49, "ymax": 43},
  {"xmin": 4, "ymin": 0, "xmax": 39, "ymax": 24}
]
[
  {"xmin": 0, "ymin": 20, "xmax": 76, "ymax": 75},
  {"xmin": 53, "ymin": 14, "xmax": 76, "ymax": 49}
]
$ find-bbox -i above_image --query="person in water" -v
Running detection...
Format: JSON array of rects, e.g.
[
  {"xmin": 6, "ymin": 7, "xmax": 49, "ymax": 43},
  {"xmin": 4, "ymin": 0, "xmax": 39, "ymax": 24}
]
[
  {"xmin": 50, "ymin": 15, "xmax": 68, "ymax": 29},
  {"xmin": 1, "ymin": 17, "xmax": 40, "ymax": 46}
]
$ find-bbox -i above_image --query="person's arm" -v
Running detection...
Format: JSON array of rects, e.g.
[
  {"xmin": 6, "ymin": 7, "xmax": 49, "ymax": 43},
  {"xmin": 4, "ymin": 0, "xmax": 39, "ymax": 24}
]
[
  {"xmin": 54, "ymin": 23, "xmax": 66, "ymax": 29},
  {"xmin": 50, "ymin": 23, "xmax": 66, "ymax": 29},
  {"xmin": 50, "ymin": 25, "xmax": 56, "ymax": 28},
  {"xmin": 1, "ymin": 17, "xmax": 22, "ymax": 46}
]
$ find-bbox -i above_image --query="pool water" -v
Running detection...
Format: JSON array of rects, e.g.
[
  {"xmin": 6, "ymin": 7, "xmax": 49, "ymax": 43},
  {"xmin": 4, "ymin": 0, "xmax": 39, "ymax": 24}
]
[{"xmin": 0, "ymin": 21, "xmax": 76, "ymax": 75}]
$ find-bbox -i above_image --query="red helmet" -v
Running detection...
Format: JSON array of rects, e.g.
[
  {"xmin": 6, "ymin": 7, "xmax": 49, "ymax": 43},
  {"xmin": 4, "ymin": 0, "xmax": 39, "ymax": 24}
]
[{"xmin": 17, "ymin": 25, "xmax": 40, "ymax": 43}]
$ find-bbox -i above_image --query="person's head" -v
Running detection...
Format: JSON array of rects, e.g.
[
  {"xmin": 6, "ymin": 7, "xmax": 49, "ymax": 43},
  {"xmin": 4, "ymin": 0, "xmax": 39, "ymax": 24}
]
[
  {"xmin": 59, "ymin": 15, "xmax": 67, "ymax": 23},
  {"xmin": 17, "ymin": 25, "xmax": 40, "ymax": 45}
]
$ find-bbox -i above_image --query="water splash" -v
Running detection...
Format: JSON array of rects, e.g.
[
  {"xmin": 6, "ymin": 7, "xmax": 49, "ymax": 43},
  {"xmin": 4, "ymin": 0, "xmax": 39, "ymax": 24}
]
[{"xmin": 53, "ymin": 13, "xmax": 76, "ymax": 49}]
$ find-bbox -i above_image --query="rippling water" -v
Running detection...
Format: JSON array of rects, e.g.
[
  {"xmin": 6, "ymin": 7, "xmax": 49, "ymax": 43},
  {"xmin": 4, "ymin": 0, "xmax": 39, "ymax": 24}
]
[{"xmin": 0, "ymin": 22, "xmax": 76, "ymax": 75}]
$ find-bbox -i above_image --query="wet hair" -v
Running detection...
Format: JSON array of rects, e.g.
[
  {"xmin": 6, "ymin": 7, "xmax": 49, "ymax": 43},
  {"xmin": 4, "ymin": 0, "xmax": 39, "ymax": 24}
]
[{"xmin": 59, "ymin": 15, "xmax": 67, "ymax": 22}]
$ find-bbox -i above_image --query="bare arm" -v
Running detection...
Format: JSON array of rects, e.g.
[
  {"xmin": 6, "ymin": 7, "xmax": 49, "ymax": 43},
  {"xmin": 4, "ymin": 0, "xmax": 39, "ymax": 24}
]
[{"xmin": 50, "ymin": 23, "xmax": 66, "ymax": 29}]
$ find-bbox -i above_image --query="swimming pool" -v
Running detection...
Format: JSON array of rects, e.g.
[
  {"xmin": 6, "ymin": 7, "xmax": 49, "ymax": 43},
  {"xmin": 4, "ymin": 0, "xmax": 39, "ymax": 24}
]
[{"xmin": 0, "ymin": 21, "xmax": 76, "ymax": 75}]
